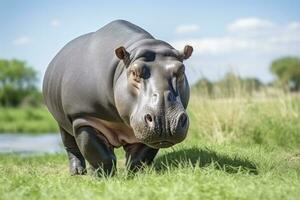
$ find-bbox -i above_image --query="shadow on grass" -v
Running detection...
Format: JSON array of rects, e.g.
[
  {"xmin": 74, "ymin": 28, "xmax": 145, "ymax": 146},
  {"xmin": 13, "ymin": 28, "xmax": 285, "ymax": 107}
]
[{"xmin": 154, "ymin": 147, "xmax": 258, "ymax": 175}]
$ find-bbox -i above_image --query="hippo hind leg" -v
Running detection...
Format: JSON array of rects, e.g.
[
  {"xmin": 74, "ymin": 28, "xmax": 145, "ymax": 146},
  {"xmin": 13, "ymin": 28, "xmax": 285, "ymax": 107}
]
[
  {"xmin": 60, "ymin": 126, "xmax": 87, "ymax": 175},
  {"xmin": 123, "ymin": 143, "xmax": 159, "ymax": 172},
  {"xmin": 74, "ymin": 126, "xmax": 116, "ymax": 177}
]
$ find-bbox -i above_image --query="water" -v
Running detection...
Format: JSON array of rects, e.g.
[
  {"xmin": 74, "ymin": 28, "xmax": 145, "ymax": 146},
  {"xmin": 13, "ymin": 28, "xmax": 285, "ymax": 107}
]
[{"xmin": 0, "ymin": 133, "xmax": 63, "ymax": 154}]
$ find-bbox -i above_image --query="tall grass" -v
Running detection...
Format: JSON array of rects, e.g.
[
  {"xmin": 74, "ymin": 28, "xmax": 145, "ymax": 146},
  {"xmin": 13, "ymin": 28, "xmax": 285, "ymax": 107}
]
[{"xmin": 188, "ymin": 79, "xmax": 300, "ymax": 149}]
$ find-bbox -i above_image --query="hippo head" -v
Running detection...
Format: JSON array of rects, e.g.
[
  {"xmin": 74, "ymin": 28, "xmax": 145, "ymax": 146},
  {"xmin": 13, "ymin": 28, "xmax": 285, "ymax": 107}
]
[{"xmin": 114, "ymin": 42, "xmax": 193, "ymax": 149}]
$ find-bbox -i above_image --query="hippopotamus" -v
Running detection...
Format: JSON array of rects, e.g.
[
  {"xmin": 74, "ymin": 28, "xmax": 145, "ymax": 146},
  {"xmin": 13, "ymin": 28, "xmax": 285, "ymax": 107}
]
[{"xmin": 43, "ymin": 20, "xmax": 193, "ymax": 176}]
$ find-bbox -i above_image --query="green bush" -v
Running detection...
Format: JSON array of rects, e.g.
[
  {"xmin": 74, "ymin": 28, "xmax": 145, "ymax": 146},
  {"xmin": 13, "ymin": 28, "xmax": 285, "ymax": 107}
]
[{"xmin": 0, "ymin": 59, "xmax": 42, "ymax": 107}]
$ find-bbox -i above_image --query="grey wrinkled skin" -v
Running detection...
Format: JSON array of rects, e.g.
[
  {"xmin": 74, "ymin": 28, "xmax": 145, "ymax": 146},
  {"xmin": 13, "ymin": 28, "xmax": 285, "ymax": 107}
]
[{"xmin": 43, "ymin": 20, "xmax": 193, "ymax": 176}]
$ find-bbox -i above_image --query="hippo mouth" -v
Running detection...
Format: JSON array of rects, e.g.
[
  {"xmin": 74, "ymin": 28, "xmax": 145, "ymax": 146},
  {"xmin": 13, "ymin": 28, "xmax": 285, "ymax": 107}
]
[{"xmin": 148, "ymin": 141, "xmax": 175, "ymax": 148}]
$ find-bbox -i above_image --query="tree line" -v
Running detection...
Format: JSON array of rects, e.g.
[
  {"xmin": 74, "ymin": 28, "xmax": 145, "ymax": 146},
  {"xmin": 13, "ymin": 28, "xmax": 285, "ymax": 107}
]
[{"xmin": 193, "ymin": 56, "xmax": 300, "ymax": 96}]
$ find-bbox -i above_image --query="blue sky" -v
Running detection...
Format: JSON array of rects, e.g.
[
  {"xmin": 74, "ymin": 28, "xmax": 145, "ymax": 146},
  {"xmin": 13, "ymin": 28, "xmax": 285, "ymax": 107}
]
[{"xmin": 1, "ymin": 0, "xmax": 300, "ymax": 87}]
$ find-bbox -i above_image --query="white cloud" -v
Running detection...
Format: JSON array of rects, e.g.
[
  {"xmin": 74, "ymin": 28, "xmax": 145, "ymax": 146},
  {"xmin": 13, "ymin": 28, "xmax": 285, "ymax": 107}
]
[
  {"xmin": 172, "ymin": 37, "xmax": 253, "ymax": 55},
  {"xmin": 12, "ymin": 36, "xmax": 31, "ymax": 45},
  {"xmin": 171, "ymin": 18, "xmax": 300, "ymax": 83},
  {"xmin": 175, "ymin": 24, "xmax": 200, "ymax": 34},
  {"xmin": 50, "ymin": 19, "xmax": 61, "ymax": 27},
  {"xmin": 286, "ymin": 22, "xmax": 300, "ymax": 30},
  {"xmin": 172, "ymin": 19, "xmax": 300, "ymax": 55},
  {"xmin": 227, "ymin": 17, "xmax": 274, "ymax": 32}
]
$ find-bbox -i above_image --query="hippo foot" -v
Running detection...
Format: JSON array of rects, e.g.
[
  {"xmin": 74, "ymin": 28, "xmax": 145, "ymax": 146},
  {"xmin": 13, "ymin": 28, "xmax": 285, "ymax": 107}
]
[
  {"xmin": 126, "ymin": 161, "xmax": 148, "ymax": 173},
  {"xmin": 90, "ymin": 162, "xmax": 116, "ymax": 177},
  {"xmin": 69, "ymin": 156, "xmax": 87, "ymax": 175},
  {"xmin": 123, "ymin": 143, "xmax": 159, "ymax": 173}
]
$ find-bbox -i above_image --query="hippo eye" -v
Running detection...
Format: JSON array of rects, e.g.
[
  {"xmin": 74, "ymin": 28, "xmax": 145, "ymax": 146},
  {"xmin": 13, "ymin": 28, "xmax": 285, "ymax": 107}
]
[
  {"xmin": 130, "ymin": 70, "xmax": 140, "ymax": 82},
  {"xmin": 131, "ymin": 66, "xmax": 150, "ymax": 80},
  {"xmin": 130, "ymin": 62, "xmax": 151, "ymax": 83}
]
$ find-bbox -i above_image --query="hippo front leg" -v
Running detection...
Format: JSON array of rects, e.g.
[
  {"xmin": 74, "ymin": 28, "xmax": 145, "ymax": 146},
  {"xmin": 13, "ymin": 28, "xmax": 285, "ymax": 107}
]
[
  {"xmin": 60, "ymin": 127, "xmax": 86, "ymax": 175},
  {"xmin": 74, "ymin": 126, "xmax": 116, "ymax": 176},
  {"xmin": 123, "ymin": 143, "xmax": 159, "ymax": 172}
]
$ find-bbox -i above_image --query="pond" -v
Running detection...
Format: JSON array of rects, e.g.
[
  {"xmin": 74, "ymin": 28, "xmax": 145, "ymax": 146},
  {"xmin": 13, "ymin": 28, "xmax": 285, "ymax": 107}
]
[{"xmin": 0, "ymin": 133, "xmax": 63, "ymax": 154}]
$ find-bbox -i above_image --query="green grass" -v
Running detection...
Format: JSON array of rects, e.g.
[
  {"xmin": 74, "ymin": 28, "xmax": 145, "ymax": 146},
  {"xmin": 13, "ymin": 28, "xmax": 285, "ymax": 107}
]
[
  {"xmin": 0, "ymin": 106, "xmax": 58, "ymax": 133},
  {"xmin": 0, "ymin": 142, "xmax": 299, "ymax": 200},
  {"xmin": 1, "ymin": 92, "xmax": 300, "ymax": 199}
]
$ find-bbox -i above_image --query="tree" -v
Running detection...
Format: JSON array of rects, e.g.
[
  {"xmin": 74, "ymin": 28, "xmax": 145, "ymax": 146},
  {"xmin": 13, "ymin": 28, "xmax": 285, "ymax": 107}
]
[
  {"xmin": 270, "ymin": 57, "xmax": 300, "ymax": 91},
  {"xmin": 0, "ymin": 59, "xmax": 40, "ymax": 106}
]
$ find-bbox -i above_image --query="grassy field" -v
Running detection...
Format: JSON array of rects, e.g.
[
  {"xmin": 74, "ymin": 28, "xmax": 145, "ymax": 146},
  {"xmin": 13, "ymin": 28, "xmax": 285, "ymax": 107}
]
[
  {"xmin": 0, "ymin": 91, "xmax": 300, "ymax": 199},
  {"xmin": 0, "ymin": 142, "xmax": 299, "ymax": 200},
  {"xmin": 0, "ymin": 106, "xmax": 58, "ymax": 133}
]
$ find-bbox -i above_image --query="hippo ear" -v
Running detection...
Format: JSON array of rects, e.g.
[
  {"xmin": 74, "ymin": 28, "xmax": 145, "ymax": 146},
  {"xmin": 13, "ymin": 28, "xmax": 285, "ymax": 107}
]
[
  {"xmin": 115, "ymin": 46, "xmax": 130, "ymax": 65},
  {"xmin": 181, "ymin": 45, "xmax": 193, "ymax": 60}
]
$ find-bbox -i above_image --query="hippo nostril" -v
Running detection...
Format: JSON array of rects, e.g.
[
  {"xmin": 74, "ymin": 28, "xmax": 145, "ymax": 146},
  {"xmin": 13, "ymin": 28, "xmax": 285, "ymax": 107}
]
[
  {"xmin": 179, "ymin": 113, "xmax": 188, "ymax": 128},
  {"xmin": 144, "ymin": 114, "xmax": 153, "ymax": 124}
]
